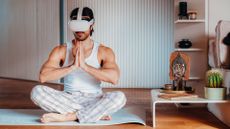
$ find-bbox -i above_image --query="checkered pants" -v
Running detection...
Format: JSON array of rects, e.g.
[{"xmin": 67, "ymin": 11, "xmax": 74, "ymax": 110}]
[{"xmin": 30, "ymin": 85, "xmax": 126, "ymax": 123}]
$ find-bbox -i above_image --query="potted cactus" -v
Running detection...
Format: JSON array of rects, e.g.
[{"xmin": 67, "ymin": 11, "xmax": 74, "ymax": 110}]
[{"xmin": 204, "ymin": 69, "xmax": 226, "ymax": 100}]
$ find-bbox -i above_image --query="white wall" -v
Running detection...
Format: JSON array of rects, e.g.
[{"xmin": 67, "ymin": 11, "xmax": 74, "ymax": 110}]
[
  {"xmin": 0, "ymin": 0, "xmax": 174, "ymax": 88},
  {"xmin": 0, "ymin": 0, "xmax": 60, "ymax": 81},
  {"xmin": 208, "ymin": 0, "xmax": 230, "ymax": 38},
  {"xmin": 65, "ymin": 0, "xmax": 174, "ymax": 88}
]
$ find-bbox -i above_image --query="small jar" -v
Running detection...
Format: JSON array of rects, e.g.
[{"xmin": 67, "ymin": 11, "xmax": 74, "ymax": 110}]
[
  {"xmin": 188, "ymin": 11, "xmax": 197, "ymax": 20},
  {"xmin": 164, "ymin": 84, "xmax": 173, "ymax": 90}
]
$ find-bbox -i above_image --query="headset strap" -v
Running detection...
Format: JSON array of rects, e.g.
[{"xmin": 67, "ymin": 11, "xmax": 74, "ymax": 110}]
[{"xmin": 77, "ymin": 7, "xmax": 83, "ymax": 20}]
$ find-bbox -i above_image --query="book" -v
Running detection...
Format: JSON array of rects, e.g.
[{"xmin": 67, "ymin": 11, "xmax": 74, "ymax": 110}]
[{"xmin": 158, "ymin": 93, "xmax": 198, "ymax": 100}]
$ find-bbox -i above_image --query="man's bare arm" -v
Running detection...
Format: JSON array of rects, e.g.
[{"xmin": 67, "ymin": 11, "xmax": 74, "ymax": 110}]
[
  {"xmin": 82, "ymin": 47, "xmax": 120, "ymax": 85},
  {"xmin": 39, "ymin": 45, "xmax": 76, "ymax": 83}
]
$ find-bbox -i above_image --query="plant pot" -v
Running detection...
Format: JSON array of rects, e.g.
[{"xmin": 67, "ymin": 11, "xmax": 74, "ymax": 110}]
[{"xmin": 204, "ymin": 87, "xmax": 227, "ymax": 100}]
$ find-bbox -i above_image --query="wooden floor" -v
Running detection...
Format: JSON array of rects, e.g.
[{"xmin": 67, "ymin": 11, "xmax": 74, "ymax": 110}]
[{"xmin": 0, "ymin": 77, "xmax": 229, "ymax": 129}]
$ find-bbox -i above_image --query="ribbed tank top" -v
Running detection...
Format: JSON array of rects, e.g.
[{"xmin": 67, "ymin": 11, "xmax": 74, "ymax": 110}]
[{"xmin": 63, "ymin": 41, "xmax": 102, "ymax": 94}]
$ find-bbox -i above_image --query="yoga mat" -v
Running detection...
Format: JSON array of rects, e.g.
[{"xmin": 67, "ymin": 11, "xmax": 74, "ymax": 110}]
[{"xmin": 0, "ymin": 106, "xmax": 145, "ymax": 126}]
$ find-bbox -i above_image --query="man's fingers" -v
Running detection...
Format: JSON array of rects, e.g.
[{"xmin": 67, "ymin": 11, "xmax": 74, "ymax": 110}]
[
  {"xmin": 78, "ymin": 43, "xmax": 82, "ymax": 59},
  {"xmin": 79, "ymin": 42, "xmax": 82, "ymax": 54},
  {"xmin": 78, "ymin": 47, "xmax": 81, "ymax": 64},
  {"xmin": 80, "ymin": 42, "xmax": 84, "ymax": 59},
  {"xmin": 76, "ymin": 49, "xmax": 78, "ymax": 62}
]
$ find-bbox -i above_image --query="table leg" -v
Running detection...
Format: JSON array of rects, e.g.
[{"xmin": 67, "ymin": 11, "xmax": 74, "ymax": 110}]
[{"xmin": 153, "ymin": 102, "xmax": 156, "ymax": 128}]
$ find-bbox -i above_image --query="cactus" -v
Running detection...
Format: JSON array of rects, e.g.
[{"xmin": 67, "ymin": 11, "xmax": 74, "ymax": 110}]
[{"xmin": 206, "ymin": 69, "xmax": 223, "ymax": 88}]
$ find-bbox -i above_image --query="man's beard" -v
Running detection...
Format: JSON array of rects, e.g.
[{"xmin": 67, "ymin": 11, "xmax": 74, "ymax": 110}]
[{"xmin": 74, "ymin": 32, "xmax": 89, "ymax": 41}]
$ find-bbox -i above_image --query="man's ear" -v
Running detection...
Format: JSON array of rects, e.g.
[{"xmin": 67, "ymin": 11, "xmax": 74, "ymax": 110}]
[{"xmin": 90, "ymin": 23, "xmax": 95, "ymax": 30}]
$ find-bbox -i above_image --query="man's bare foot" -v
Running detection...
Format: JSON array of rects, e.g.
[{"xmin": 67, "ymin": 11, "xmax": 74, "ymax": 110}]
[
  {"xmin": 100, "ymin": 115, "xmax": 112, "ymax": 121},
  {"xmin": 40, "ymin": 112, "xmax": 77, "ymax": 123}
]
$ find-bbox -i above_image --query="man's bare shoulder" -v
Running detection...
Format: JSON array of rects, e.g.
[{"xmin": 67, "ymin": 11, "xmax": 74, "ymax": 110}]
[
  {"xmin": 99, "ymin": 44, "xmax": 115, "ymax": 55},
  {"xmin": 55, "ymin": 43, "xmax": 67, "ymax": 50},
  {"xmin": 98, "ymin": 44, "xmax": 116, "ymax": 60},
  {"xmin": 49, "ymin": 44, "xmax": 67, "ymax": 59}
]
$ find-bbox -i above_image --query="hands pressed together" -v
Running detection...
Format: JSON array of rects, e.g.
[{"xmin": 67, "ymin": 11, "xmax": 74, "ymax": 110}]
[{"xmin": 71, "ymin": 41, "xmax": 88, "ymax": 71}]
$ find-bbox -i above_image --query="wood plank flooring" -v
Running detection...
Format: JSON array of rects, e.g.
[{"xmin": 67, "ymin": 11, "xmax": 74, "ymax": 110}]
[{"xmin": 0, "ymin": 77, "xmax": 229, "ymax": 129}]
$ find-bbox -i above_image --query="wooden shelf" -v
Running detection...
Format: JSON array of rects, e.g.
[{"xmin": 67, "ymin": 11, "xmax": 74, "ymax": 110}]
[
  {"xmin": 174, "ymin": 0, "xmax": 208, "ymax": 85},
  {"xmin": 174, "ymin": 19, "xmax": 205, "ymax": 24},
  {"xmin": 175, "ymin": 48, "xmax": 204, "ymax": 52}
]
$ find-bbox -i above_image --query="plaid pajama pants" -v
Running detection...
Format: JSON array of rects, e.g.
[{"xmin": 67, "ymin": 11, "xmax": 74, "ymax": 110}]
[{"xmin": 30, "ymin": 85, "xmax": 126, "ymax": 123}]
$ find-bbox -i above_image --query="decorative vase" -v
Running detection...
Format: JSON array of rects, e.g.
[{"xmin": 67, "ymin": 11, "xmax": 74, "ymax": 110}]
[
  {"xmin": 178, "ymin": 39, "xmax": 192, "ymax": 48},
  {"xmin": 204, "ymin": 87, "xmax": 227, "ymax": 100},
  {"xmin": 178, "ymin": 2, "xmax": 188, "ymax": 19}
]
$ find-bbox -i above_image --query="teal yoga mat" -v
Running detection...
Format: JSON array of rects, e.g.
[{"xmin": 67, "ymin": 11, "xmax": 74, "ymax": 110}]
[{"xmin": 0, "ymin": 106, "xmax": 145, "ymax": 126}]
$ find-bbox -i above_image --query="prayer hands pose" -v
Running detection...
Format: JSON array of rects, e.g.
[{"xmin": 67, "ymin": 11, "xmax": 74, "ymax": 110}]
[{"xmin": 71, "ymin": 41, "xmax": 87, "ymax": 71}]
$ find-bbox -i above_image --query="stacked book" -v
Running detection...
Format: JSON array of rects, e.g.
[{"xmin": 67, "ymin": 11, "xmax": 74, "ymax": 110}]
[{"xmin": 158, "ymin": 93, "xmax": 198, "ymax": 100}]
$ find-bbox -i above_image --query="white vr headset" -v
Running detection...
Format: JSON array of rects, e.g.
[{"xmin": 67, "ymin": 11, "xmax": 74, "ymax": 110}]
[{"xmin": 69, "ymin": 7, "xmax": 94, "ymax": 32}]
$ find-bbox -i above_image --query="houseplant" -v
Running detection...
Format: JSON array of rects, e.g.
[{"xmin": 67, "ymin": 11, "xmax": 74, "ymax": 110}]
[{"xmin": 204, "ymin": 69, "xmax": 226, "ymax": 100}]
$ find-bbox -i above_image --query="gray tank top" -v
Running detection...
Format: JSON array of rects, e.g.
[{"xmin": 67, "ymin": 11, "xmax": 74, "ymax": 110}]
[{"xmin": 63, "ymin": 41, "xmax": 102, "ymax": 93}]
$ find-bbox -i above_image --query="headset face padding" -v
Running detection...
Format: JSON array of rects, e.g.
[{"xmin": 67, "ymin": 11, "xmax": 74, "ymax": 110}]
[{"xmin": 69, "ymin": 20, "xmax": 93, "ymax": 32}]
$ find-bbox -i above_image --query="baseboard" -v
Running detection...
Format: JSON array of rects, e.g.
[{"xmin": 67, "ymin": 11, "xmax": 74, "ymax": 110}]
[{"xmin": 0, "ymin": 76, "xmax": 62, "ymax": 85}]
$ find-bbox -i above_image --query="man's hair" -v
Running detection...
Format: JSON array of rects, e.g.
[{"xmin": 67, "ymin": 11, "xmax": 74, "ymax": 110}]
[{"xmin": 70, "ymin": 7, "xmax": 94, "ymax": 36}]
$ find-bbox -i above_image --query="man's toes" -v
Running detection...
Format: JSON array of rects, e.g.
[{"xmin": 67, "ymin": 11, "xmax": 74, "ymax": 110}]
[
  {"xmin": 42, "ymin": 113, "xmax": 55, "ymax": 119},
  {"xmin": 103, "ymin": 116, "xmax": 109, "ymax": 120},
  {"xmin": 106, "ymin": 115, "xmax": 112, "ymax": 120},
  {"xmin": 41, "ymin": 113, "xmax": 54, "ymax": 123},
  {"xmin": 41, "ymin": 114, "xmax": 45, "ymax": 118},
  {"xmin": 40, "ymin": 117, "xmax": 47, "ymax": 123},
  {"xmin": 101, "ymin": 115, "xmax": 112, "ymax": 120},
  {"xmin": 42, "ymin": 113, "xmax": 49, "ymax": 118}
]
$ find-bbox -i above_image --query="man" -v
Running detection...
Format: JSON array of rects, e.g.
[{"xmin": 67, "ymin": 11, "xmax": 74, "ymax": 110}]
[{"xmin": 31, "ymin": 7, "xmax": 126, "ymax": 123}]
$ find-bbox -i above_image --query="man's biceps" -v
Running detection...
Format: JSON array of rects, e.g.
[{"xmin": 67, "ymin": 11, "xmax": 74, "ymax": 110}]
[
  {"xmin": 44, "ymin": 60, "xmax": 60, "ymax": 68},
  {"xmin": 102, "ymin": 63, "xmax": 118, "ymax": 69}
]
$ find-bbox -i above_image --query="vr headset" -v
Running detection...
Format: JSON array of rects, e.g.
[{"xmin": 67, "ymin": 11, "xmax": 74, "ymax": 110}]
[{"xmin": 69, "ymin": 7, "xmax": 94, "ymax": 32}]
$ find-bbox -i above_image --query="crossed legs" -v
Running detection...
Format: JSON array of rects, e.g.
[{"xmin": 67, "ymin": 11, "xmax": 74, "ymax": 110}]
[{"xmin": 30, "ymin": 85, "xmax": 126, "ymax": 123}]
